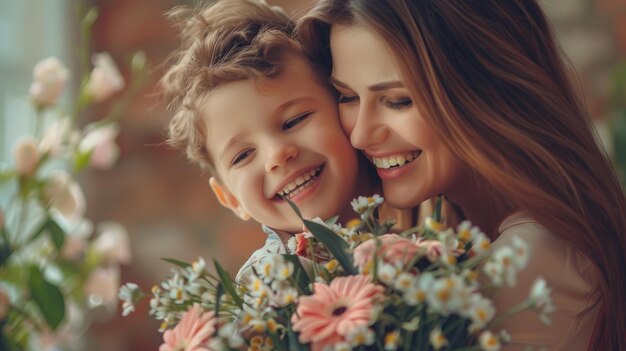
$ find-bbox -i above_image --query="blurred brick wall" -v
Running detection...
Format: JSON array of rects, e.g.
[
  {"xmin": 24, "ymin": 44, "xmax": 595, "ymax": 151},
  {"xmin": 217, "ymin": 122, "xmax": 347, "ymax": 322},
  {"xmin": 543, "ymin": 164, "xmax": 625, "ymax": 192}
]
[{"xmin": 78, "ymin": 0, "xmax": 625, "ymax": 349}]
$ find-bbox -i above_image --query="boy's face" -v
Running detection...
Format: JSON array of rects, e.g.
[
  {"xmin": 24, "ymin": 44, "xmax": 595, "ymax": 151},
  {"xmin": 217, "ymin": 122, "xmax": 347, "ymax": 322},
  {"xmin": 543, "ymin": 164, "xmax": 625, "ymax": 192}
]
[{"xmin": 204, "ymin": 54, "xmax": 359, "ymax": 232}]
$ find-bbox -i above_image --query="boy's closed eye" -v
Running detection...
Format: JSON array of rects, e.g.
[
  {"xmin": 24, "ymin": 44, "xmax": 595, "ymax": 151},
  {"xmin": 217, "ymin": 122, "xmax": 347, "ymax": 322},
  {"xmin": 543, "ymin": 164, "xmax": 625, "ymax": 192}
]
[
  {"xmin": 232, "ymin": 148, "xmax": 254, "ymax": 166},
  {"xmin": 282, "ymin": 111, "xmax": 312, "ymax": 130},
  {"xmin": 230, "ymin": 112, "xmax": 313, "ymax": 167}
]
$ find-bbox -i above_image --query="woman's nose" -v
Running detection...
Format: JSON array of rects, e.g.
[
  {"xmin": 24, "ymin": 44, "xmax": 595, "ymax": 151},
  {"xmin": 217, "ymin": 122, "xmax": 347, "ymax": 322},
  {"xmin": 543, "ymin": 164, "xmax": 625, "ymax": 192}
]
[{"xmin": 349, "ymin": 105, "xmax": 388, "ymax": 150}]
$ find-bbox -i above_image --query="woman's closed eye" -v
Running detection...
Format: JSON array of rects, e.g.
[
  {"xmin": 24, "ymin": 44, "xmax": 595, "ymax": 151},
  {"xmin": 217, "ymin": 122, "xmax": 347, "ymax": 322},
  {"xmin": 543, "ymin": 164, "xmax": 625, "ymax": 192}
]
[
  {"xmin": 283, "ymin": 112, "xmax": 312, "ymax": 130},
  {"xmin": 383, "ymin": 97, "xmax": 413, "ymax": 110},
  {"xmin": 232, "ymin": 149, "xmax": 254, "ymax": 166},
  {"xmin": 338, "ymin": 94, "xmax": 358, "ymax": 104}
]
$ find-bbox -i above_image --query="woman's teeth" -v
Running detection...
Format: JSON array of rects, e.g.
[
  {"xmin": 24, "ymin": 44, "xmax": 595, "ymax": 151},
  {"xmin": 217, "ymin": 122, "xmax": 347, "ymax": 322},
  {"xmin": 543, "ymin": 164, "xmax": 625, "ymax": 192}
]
[
  {"xmin": 372, "ymin": 151, "xmax": 421, "ymax": 169},
  {"xmin": 277, "ymin": 166, "xmax": 322, "ymax": 199}
]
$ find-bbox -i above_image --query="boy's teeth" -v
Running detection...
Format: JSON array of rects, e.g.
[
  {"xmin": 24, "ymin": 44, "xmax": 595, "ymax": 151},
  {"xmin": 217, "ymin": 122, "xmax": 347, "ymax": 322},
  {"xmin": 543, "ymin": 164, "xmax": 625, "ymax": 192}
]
[
  {"xmin": 278, "ymin": 166, "xmax": 322, "ymax": 198},
  {"xmin": 373, "ymin": 151, "xmax": 421, "ymax": 169}
]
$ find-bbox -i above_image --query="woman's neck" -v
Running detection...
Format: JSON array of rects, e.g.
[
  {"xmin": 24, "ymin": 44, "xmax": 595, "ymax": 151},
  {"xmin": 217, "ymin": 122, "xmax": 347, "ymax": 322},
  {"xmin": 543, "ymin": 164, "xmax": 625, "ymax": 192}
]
[{"xmin": 447, "ymin": 174, "xmax": 514, "ymax": 238}]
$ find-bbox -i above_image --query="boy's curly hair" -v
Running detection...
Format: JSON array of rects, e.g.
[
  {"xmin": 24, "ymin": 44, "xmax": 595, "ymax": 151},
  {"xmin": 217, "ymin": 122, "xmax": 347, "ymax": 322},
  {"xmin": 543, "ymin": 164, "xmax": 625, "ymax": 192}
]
[{"xmin": 161, "ymin": 0, "xmax": 301, "ymax": 172}]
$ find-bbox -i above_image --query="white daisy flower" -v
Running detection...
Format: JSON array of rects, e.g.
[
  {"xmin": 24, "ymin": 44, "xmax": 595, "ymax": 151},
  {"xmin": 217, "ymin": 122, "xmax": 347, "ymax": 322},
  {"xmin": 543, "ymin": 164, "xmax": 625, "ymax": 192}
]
[
  {"xmin": 479, "ymin": 330, "xmax": 501, "ymax": 351},
  {"xmin": 529, "ymin": 277, "xmax": 555, "ymax": 324},
  {"xmin": 347, "ymin": 326, "xmax": 375, "ymax": 347},
  {"xmin": 429, "ymin": 327, "xmax": 448, "ymax": 350}
]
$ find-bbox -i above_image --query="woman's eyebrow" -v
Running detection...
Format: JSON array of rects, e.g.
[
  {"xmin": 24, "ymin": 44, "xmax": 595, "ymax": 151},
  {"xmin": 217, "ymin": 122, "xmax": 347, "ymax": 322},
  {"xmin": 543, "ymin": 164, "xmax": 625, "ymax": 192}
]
[{"xmin": 329, "ymin": 76, "xmax": 404, "ymax": 92}]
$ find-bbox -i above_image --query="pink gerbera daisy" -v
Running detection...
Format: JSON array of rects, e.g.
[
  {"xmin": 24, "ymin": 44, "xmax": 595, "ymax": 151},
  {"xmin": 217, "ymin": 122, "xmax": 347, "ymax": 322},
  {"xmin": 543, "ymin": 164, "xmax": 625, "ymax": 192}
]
[
  {"xmin": 291, "ymin": 275, "xmax": 384, "ymax": 349},
  {"xmin": 159, "ymin": 304, "xmax": 217, "ymax": 351}
]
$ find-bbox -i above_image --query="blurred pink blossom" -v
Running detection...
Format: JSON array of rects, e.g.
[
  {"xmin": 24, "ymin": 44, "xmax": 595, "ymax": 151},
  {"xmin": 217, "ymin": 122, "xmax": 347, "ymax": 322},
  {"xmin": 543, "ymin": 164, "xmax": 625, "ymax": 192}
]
[
  {"xmin": 160, "ymin": 305, "xmax": 217, "ymax": 351},
  {"xmin": 92, "ymin": 221, "xmax": 131, "ymax": 265},
  {"xmin": 85, "ymin": 52, "xmax": 125, "ymax": 103},
  {"xmin": 13, "ymin": 136, "xmax": 40, "ymax": 177},
  {"xmin": 28, "ymin": 57, "xmax": 69, "ymax": 107},
  {"xmin": 79, "ymin": 124, "xmax": 120, "ymax": 170},
  {"xmin": 84, "ymin": 266, "xmax": 120, "ymax": 308},
  {"xmin": 353, "ymin": 234, "xmax": 421, "ymax": 270},
  {"xmin": 292, "ymin": 275, "xmax": 384, "ymax": 350},
  {"xmin": 39, "ymin": 119, "xmax": 73, "ymax": 157},
  {"xmin": 43, "ymin": 171, "xmax": 86, "ymax": 224}
]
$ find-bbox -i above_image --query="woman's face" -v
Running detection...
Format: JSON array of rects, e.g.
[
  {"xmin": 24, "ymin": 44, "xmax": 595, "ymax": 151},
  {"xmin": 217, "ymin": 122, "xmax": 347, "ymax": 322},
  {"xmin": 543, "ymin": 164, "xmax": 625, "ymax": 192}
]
[{"xmin": 329, "ymin": 24, "xmax": 467, "ymax": 209}]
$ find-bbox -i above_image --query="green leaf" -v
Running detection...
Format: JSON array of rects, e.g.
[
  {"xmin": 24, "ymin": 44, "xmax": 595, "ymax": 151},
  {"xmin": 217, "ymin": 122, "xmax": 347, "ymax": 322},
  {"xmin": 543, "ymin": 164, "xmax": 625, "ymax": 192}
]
[
  {"xmin": 73, "ymin": 150, "xmax": 91, "ymax": 172},
  {"xmin": 213, "ymin": 260, "xmax": 243, "ymax": 308},
  {"xmin": 28, "ymin": 219, "xmax": 50, "ymax": 244},
  {"xmin": 214, "ymin": 283, "xmax": 224, "ymax": 316},
  {"xmin": 284, "ymin": 198, "xmax": 302, "ymax": 218},
  {"xmin": 282, "ymin": 255, "xmax": 312, "ymax": 294},
  {"xmin": 303, "ymin": 219, "xmax": 357, "ymax": 275},
  {"xmin": 28, "ymin": 265, "xmax": 65, "ymax": 330},
  {"xmin": 161, "ymin": 257, "xmax": 191, "ymax": 269},
  {"xmin": 0, "ymin": 170, "xmax": 15, "ymax": 183},
  {"xmin": 0, "ymin": 241, "xmax": 11, "ymax": 266},
  {"xmin": 269, "ymin": 331, "xmax": 288, "ymax": 351},
  {"xmin": 325, "ymin": 216, "xmax": 339, "ymax": 226},
  {"xmin": 46, "ymin": 219, "xmax": 65, "ymax": 250}
]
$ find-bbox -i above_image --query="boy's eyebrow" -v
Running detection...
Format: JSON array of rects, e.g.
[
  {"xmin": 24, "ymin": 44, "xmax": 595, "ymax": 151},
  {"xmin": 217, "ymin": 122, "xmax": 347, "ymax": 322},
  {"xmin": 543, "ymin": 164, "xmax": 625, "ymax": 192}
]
[
  {"xmin": 329, "ymin": 76, "xmax": 405, "ymax": 92},
  {"xmin": 218, "ymin": 97, "xmax": 314, "ymax": 161},
  {"xmin": 219, "ymin": 132, "xmax": 249, "ymax": 161},
  {"xmin": 276, "ymin": 96, "xmax": 316, "ymax": 114}
]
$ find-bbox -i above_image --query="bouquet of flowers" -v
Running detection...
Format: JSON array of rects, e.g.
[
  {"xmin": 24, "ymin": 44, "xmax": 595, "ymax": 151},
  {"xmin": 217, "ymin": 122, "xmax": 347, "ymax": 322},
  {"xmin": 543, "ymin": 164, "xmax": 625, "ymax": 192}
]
[
  {"xmin": 0, "ymin": 6, "xmax": 148, "ymax": 350},
  {"xmin": 120, "ymin": 197, "xmax": 554, "ymax": 351}
]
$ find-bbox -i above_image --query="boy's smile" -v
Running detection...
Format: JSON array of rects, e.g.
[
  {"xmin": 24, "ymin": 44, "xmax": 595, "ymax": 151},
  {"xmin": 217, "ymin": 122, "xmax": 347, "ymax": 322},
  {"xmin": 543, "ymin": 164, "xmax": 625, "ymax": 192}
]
[{"xmin": 203, "ymin": 54, "xmax": 360, "ymax": 232}]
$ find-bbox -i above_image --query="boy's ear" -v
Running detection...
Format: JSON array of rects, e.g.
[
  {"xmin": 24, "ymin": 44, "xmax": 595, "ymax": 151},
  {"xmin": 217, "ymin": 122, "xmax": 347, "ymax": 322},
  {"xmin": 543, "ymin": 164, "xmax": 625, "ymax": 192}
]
[{"xmin": 209, "ymin": 177, "xmax": 251, "ymax": 221}]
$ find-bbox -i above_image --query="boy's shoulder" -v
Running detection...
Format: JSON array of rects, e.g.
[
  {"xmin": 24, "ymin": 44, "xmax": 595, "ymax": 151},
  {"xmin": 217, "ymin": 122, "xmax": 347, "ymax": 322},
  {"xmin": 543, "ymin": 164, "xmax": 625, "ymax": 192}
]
[{"xmin": 235, "ymin": 225, "xmax": 288, "ymax": 285}]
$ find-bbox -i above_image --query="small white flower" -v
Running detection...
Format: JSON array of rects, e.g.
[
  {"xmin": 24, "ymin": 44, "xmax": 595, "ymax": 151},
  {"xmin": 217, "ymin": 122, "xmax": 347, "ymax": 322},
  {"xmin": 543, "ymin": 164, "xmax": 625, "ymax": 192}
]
[
  {"xmin": 471, "ymin": 232, "xmax": 492, "ymax": 255},
  {"xmin": 351, "ymin": 194, "xmax": 383, "ymax": 213},
  {"xmin": 425, "ymin": 217, "xmax": 445, "ymax": 232},
  {"xmin": 429, "ymin": 327, "xmax": 448, "ymax": 350},
  {"xmin": 13, "ymin": 136, "xmax": 40, "ymax": 177},
  {"xmin": 511, "ymin": 236, "xmax": 529, "ymax": 269},
  {"xmin": 479, "ymin": 330, "xmax": 501, "ymax": 351},
  {"xmin": 427, "ymin": 275, "xmax": 468, "ymax": 315},
  {"xmin": 404, "ymin": 272, "xmax": 433, "ymax": 306},
  {"xmin": 85, "ymin": 52, "xmax": 125, "ymax": 103},
  {"xmin": 347, "ymin": 326, "xmax": 375, "ymax": 347},
  {"xmin": 118, "ymin": 282, "xmax": 141, "ymax": 317},
  {"xmin": 29, "ymin": 57, "xmax": 69, "ymax": 107},
  {"xmin": 377, "ymin": 262, "xmax": 399, "ymax": 285},
  {"xmin": 528, "ymin": 277, "xmax": 555, "ymax": 324},
  {"xmin": 185, "ymin": 257, "xmax": 206, "ymax": 282},
  {"xmin": 384, "ymin": 330, "xmax": 401, "ymax": 350},
  {"xmin": 463, "ymin": 294, "xmax": 496, "ymax": 332},
  {"xmin": 487, "ymin": 246, "xmax": 519, "ymax": 287},
  {"xmin": 393, "ymin": 272, "xmax": 415, "ymax": 292},
  {"xmin": 217, "ymin": 322, "xmax": 244, "ymax": 348},
  {"xmin": 287, "ymin": 236, "xmax": 297, "ymax": 253}
]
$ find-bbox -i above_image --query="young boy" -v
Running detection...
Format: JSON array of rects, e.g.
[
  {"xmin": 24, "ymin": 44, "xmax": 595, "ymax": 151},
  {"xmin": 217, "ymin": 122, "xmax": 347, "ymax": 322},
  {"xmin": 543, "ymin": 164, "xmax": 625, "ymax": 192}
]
[{"xmin": 160, "ymin": 0, "xmax": 379, "ymax": 283}]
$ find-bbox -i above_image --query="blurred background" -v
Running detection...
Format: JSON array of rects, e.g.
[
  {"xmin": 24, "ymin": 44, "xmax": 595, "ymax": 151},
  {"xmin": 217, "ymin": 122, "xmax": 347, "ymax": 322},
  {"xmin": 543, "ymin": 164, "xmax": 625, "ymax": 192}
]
[{"xmin": 0, "ymin": 0, "xmax": 624, "ymax": 349}]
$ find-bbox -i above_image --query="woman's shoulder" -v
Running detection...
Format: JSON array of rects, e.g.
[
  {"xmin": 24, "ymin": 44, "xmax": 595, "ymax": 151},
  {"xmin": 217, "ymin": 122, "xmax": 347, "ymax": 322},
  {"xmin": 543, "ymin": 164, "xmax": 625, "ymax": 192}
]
[
  {"xmin": 491, "ymin": 212, "xmax": 602, "ymax": 350},
  {"xmin": 495, "ymin": 211, "xmax": 599, "ymax": 293}
]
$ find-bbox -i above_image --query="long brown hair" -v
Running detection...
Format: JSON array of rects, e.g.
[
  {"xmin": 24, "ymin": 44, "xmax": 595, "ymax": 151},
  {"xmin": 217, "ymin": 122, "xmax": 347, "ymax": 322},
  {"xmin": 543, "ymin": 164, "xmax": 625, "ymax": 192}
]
[{"xmin": 297, "ymin": 1, "xmax": 626, "ymax": 349}]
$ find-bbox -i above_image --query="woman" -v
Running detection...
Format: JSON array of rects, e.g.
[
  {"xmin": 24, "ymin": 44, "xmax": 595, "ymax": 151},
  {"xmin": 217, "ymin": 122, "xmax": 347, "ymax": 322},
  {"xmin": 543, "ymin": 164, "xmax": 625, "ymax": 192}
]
[{"xmin": 297, "ymin": 1, "xmax": 626, "ymax": 350}]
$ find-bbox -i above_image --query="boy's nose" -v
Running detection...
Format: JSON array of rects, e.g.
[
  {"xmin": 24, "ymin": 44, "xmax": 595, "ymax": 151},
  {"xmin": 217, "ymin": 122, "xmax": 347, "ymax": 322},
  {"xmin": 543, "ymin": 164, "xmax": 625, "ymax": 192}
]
[{"xmin": 265, "ymin": 143, "xmax": 298, "ymax": 172}]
